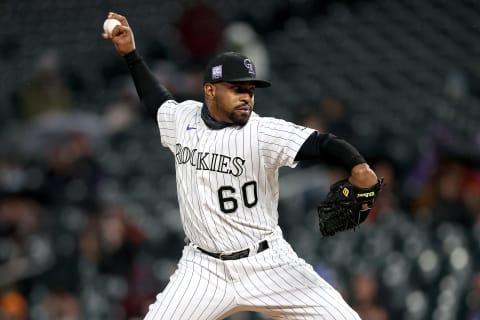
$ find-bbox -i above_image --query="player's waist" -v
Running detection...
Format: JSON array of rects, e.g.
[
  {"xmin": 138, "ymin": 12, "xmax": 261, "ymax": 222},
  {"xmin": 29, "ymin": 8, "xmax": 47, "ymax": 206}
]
[
  {"xmin": 186, "ymin": 236, "xmax": 279, "ymax": 260},
  {"xmin": 185, "ymin": 227, "xmax": 285, "ymax": 260},
  {"xmin": 199, "ymin": 240, "xmax": 269, "ymax": 260}
]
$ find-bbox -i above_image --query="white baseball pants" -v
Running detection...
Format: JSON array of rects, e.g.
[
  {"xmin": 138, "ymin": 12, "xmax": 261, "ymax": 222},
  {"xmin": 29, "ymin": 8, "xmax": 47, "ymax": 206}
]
[{"xmin": 143, "ymin": 235, "xmax": 361, "ymax": 320}]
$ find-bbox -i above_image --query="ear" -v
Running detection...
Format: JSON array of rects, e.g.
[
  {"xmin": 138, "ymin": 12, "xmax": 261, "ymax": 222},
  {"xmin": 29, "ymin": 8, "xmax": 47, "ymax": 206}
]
[{"xmin": 204, "ymin": 83, "xmax": 215, "ymax": 99}]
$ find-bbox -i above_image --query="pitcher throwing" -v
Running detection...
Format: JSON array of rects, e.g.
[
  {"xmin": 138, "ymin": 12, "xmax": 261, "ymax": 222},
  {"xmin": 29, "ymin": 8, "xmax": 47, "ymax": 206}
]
[{"xmin": 102, "ymin": 11, "xmax": 382, "ymax": 320}]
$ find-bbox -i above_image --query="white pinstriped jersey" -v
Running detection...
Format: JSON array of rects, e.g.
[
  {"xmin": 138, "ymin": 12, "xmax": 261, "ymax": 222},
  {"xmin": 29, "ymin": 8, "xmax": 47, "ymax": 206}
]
[{"xmin": 157, "ymin": 99, "xmax": 314, "ymax": 252}]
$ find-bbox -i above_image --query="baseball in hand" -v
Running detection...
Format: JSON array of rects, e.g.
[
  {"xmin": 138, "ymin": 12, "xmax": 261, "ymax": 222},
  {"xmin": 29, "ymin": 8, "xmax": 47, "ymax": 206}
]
[{"xmin": 103, "ymin": 18, "xmax": 121, "ymax": 36}]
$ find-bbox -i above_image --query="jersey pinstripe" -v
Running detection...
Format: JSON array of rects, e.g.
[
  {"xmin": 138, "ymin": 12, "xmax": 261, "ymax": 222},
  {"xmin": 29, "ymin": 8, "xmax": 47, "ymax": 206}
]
[{"xmin": 157, "ymin": 100, "xmax": 314, "ymax": 252}]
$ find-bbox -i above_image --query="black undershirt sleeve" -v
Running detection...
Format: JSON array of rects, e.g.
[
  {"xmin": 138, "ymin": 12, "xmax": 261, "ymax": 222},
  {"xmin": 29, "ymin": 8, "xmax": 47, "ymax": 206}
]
[
  {"xmin": 294, "ymin": 131, "xmax": 366, "ymax": 171},
  {"xmin": 124, "ymin": 50, "xmax": 174, "ymax": 120}
]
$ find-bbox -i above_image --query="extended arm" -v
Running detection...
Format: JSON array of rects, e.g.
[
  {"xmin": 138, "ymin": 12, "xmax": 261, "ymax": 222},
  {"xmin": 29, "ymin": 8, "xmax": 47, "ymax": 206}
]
[
  {"xmin": 295, "ymin": 131, "xmax": 378, "ymax": 187},
  {"xmin": 102, "ymin": 12, "xmax": 173, "ymax": 120}
]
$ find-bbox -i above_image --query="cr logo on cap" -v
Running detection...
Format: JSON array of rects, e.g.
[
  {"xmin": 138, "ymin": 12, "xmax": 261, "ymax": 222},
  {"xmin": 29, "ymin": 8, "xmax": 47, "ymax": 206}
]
[
  {"xmin": 244, "ymin": 59, "xmax": 256, "ymax": 75},
  {"xmin": 212, "ymin": 65, "xmax": 223, "ymax": 80}
]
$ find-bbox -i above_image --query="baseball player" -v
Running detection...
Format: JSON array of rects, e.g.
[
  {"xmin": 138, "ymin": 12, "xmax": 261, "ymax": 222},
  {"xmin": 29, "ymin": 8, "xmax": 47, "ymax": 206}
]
[{"xmin": 103, "ymin": 12, "xmax": 379, "ymax": 320}]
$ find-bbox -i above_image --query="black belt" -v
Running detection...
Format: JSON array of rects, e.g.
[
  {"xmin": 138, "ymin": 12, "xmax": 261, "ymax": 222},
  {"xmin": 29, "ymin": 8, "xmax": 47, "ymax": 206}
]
[{"xmin": 197, "ymin": 240, "xmax": 269, "ymax": 260}]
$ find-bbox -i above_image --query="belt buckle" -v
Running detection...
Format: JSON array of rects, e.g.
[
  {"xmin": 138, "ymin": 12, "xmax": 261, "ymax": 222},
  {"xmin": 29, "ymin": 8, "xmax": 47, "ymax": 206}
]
[
  {"xmin": 198, "ymin": 240, "xmax": 268, "ymax": 260},
  {"xmin": 219, "ymin": 248, "xmax": 249, "ymax": 260},
  {"xmin": 218, "ymin": 252, "xmax": 228, "ymax": 260}
]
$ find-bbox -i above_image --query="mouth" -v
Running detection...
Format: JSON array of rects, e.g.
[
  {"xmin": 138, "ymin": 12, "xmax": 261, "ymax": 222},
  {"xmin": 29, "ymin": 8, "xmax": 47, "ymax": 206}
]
[{"xmin": 235, "ymin": 103, "xmax": 252, "ymax": 112}]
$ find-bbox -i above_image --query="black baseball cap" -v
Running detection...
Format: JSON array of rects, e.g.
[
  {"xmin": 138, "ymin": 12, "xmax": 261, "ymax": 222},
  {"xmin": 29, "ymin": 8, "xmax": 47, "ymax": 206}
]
[{"xmin": 203, "ymin": 52, "xmax": 271, "ymax": 88}]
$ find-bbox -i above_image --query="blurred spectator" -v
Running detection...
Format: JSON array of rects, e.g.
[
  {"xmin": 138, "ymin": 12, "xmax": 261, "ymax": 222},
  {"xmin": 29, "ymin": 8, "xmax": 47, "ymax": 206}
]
[
  {"xmin": 220, "ymin": 21, "xmax": 270, "ymax": 80},
  {"xmin": 359, "ymin": 306, "xmax": 389, "ymax": 320},
  {"xmin": 15, "ymin": 49, "xmax": 75, "ymax": 121},
  {"xmin": 296, "ymin": 95, "xmax": 354, "ymax": 169},
  {"xmin": 0, "ymin": 195, "xmax": 53, "ymax": 288},
  {"xmin": 0, "ymin": 290, "xmax": 28, "ymax": 320},
  {"xmin": 298, "ymin": 110, "xmax": 325, "ymax": 132},
  {"xmin": 413, "ymin": 158, "xmax": 473, "ymax": 226},
  {"xmin": 78, "ymin": 217, "xmax": 99, "ymax": 264},
  {"xmin": 43, "ymin": 289, "xmax": 80, "ymax": 320},
  {"xmin": 103, "ymin": 79, "xmax": 141, "ymax": 135},
  {"xmin": 38, "ymin": 132, "xmax": 107, "ymax": 211},
  {"xmin": 0, "ymin": 156, "xmax": 32, "ymax": 197},
  {"xmin": 79, "ymin": 206, "xmax": 144, "ymax": 276},
  {"xmin": 350, "ymin": 271, "xmax": 389, "ymax": 320},
  {"xmin": 403, "ymin": 121, "xmax": 479, "ymax": 206},
  {"xmin": 174, "ymin": 0, "xmax": 224, "ymax": 67},
  {"xmin": 121, "ymin": 257, "xmax": 160, "ymax": 319},
  {"xmin": 79, "ymin": 205, "xmax": 151, "ymax": 319},
  {"xmin": 318, "ymin": 95, "xmax": 354, "ymax": 142},
  {"xmin": 150, "ymin": 59, "xmax": 204, "ymax": 101},
  {"xmin": 98, "ymin": 206, "xmax": 144, "ymax": 276}
]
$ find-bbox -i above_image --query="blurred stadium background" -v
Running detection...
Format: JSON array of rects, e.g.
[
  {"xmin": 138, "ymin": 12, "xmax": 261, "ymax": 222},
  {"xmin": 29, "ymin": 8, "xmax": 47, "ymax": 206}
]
[{"xmin": 0, "ymin": 0, "xmax": 479, "ymax": 319}]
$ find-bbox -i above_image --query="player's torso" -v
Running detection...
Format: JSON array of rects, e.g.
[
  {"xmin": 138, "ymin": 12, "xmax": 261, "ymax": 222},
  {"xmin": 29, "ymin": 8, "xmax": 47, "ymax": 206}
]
[{"xmin": 169, "ymin": 103, "xmax": 278, "ymax": 251}]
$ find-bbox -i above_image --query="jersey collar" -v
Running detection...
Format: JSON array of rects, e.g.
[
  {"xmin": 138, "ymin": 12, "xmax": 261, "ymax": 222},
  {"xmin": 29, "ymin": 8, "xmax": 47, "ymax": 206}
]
[{"xmin": 201, "ymin": 103, "xmax": 233, "ymax": 130}]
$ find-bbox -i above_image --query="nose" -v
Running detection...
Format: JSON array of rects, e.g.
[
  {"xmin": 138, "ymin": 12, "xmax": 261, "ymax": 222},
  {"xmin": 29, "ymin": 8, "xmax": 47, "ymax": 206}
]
[
  {"xmin": 237, "ymin": 87, "xmax": 254, "ymax": 106},
  {"xmin": 241, "ymin": 100, "xmax": 253, "ymax": 110},
  {"xmin": 239, "ymin": 87, "xmax": 254, "ymax": 99}
]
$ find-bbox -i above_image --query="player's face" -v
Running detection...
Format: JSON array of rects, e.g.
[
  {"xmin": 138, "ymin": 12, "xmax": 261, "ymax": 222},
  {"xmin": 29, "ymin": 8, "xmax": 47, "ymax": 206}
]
[{"xmin": 205, "ymin": 82, "xmax": 255, "ymax": 126}]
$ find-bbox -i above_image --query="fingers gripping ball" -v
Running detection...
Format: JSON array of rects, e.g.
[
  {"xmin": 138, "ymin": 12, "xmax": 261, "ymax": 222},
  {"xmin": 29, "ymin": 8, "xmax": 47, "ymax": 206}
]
[
  {"xmin": 317, "ymin": 178, "xmax": 384, "ymax": 237},
  {"xmin": 103, "ymin": 18, "xmax": 121, "ymax": 36}
]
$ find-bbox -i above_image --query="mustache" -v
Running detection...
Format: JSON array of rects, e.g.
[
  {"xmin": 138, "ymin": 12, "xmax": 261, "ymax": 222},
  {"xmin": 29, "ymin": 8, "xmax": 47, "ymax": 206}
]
[{"xmin": 236, "ymin": 101, "xmax": 253, "ymax": 110}]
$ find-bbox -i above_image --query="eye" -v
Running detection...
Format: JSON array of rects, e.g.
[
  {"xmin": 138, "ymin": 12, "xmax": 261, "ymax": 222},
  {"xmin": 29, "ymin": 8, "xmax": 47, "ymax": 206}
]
[
  {"xmin": 229, "ymin": 85, "xmax": 255, "ymax": 97},
  {"xmin": 239, "ymin": 87, "xmax": 255, "ymax": 95}
]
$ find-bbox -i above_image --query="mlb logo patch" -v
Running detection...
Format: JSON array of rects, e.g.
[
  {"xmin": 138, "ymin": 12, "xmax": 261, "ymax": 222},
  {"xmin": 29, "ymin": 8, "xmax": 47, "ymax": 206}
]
[{"xmin": 212, "ymin": 65, "xmax": 222, "ymax": 80}]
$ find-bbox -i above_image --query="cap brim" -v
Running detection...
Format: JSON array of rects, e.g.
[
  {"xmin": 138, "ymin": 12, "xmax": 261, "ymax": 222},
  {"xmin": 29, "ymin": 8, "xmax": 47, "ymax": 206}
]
[
  {"xmin": 213, "ymin": 78, "xmax": 271, "ymax": 88},
  {"xmin": 247, "ymin": 80, "xmax": 271, "ymax": 88}
]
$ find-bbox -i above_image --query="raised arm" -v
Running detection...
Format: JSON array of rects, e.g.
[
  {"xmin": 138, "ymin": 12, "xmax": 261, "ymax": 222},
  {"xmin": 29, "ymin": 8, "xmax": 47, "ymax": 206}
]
[{"xmin": 102, "ymin": 12, "xmax": 174, "ymax": 120}]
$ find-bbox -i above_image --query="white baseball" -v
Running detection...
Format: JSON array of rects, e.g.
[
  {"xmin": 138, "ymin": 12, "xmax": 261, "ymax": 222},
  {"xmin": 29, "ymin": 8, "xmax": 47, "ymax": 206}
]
[{"xmin": 103, "ymin": 18, "xmax": 121, "ymax": 36}]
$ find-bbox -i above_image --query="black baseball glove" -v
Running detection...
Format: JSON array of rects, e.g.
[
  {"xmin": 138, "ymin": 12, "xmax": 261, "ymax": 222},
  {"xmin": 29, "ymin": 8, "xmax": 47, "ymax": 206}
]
[{"xmin": 317, "ymin": 178, "xmax": 384, "ymax": 237}]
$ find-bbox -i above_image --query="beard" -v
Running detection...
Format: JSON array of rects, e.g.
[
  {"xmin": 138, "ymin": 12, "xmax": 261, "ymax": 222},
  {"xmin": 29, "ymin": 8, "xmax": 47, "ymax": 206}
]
[
  {"xmin": 229, "ymin": 109, "xmax": 252, "ymax": 126},
  {"xmin": 228, "ymin": 103, "xmax": 253, "ymax": 126}
]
